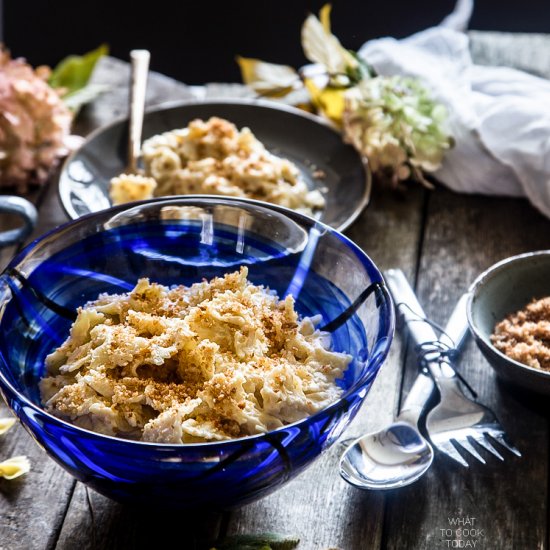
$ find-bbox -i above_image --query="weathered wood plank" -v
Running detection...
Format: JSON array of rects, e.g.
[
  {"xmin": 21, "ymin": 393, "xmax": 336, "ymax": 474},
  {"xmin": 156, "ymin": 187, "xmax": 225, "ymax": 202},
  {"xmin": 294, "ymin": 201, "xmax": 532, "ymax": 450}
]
[
  {"xmin": 55, "ymin": 483, "xmax": 222, "ymax": 550},
  {"xmin": 0, "ymin": 424, "xmax": 75, "ymax": 550},
  {"xmin": 384, "ymin": 190, "xmax": 550, "ymax": 550},
  {"xmin": 223, "ymin": 187, "xmax": 426, "ymax": 550}
]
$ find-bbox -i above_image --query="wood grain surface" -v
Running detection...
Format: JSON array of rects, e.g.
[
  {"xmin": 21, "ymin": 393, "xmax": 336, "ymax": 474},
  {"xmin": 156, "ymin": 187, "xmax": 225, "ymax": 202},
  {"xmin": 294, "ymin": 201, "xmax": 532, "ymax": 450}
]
[
  {"xmin": 1, "ymin": 33, "xmax": 550, "ymax": 550},
  {"xmin": 384, "ymin": 191, "xmax": 550, "ymax": 550}
]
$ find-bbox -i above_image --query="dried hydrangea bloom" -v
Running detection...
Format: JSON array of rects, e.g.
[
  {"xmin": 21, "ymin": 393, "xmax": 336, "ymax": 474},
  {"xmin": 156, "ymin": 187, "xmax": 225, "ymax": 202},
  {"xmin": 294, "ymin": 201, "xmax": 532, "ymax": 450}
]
[
  {"xmin": 343, "ymin": 76, "xmax": 452, "ymax": 187},
  {"xmin": 0, "ymin": 48, "xmax": 73, "ymax": 191}
]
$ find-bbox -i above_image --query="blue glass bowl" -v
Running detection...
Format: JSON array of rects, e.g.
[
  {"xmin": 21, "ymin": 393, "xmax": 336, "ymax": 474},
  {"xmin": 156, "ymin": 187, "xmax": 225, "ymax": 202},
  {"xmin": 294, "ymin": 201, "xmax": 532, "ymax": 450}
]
[{"xmin": 0, "ymin": 197, "xmax": 394, "ymax": 509}]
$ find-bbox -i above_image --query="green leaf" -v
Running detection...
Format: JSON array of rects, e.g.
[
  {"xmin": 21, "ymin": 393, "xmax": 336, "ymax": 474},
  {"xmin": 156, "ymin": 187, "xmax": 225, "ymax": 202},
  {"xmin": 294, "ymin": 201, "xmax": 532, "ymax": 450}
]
[
  {"xmin": 348, "ymin": 51, "xmax": 376, "ymax": 80},
  {"xmin": 49, "ymin": 44, "xmax": 109, "ymax": 95},
  {"xmin": 211, "ymin": 533, "xmax": 300, "ymax": 550}
]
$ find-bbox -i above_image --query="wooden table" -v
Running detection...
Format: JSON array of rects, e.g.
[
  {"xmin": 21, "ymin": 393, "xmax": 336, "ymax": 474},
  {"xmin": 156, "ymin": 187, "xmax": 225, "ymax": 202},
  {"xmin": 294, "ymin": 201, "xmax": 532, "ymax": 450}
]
[{"xmin": 2, "ymin": 32, "xmax": 550, "ymax": 550}]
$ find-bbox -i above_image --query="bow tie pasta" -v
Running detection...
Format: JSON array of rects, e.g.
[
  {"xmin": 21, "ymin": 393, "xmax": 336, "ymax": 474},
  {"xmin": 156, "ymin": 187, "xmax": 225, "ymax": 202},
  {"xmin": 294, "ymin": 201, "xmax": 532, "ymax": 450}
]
[{"xmin": 40, "ymin": 267, "xmax": 350, "ymax": 443}]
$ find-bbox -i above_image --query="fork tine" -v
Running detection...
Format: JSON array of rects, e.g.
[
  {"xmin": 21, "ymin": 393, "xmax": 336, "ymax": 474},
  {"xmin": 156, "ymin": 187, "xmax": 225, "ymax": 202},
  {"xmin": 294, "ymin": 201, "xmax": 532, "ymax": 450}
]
[
  {"xmin": 487, "ymin": 431, "xmax": 522, "ymax": 457},
  {"xmin": 454, "ymin": 438, "xmax": 486, "ymax": 464},
  {"xmin": 434, "ymin": 439, "xmax": 469, "ymax": 467},
  {"xmin": 470, "ymin": 433, "xmax": 504, "ymax": 461}
]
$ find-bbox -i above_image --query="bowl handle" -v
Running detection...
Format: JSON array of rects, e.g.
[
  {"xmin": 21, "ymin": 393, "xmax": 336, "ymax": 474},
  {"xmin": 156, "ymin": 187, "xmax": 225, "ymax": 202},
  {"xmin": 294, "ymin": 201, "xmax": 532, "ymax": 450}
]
[{"xmin": 0, "ymin": 196, "xmax": 38, "ymax": 248}]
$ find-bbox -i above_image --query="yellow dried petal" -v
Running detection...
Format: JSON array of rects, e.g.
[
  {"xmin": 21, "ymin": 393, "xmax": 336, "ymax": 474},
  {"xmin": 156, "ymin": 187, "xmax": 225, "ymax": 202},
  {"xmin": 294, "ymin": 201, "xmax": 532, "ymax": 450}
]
[
  {"xmin": 0, "ymin": 456, "xmax": 31, "ymax": 480},
  {"xmin": 301, "ymin": 9, "xmax": 358, "ymax": 75},
  {"xmin": 303, "ymin": 79, "xmax": 345, "ymax": 125},
  {"xmin": 320, "ymin": 3, "xmax": 332, "ymax": 33},
  {"xmin": 0, "ymin": 417, "xmax": 16, "ymax": 435},
  {"xmin": 236, "ymin": 56, "xmax": 298, "ymax": 98}
]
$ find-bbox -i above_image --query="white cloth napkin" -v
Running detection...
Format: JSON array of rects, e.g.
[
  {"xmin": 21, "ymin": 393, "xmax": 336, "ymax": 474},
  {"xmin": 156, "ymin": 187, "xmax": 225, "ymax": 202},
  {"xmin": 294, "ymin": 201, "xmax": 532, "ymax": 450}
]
[{"xmin": 358, "ymin": 0, "xmax": 550, "ymax": 218}]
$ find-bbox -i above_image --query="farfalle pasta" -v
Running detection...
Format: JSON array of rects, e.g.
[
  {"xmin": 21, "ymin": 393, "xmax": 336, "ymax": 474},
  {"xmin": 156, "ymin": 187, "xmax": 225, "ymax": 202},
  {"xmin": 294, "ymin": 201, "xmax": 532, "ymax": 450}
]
[
  {"xmin": 0, "ymin": 456, "xmax": 30, "ymax": 480},
  {"xmin": 109, "ymin": 117, "xmax": 325, "ymax": 215},
  {"xmin": 0, "ymin": 417, "xmax": 16, "ymax": 435},
  {"xmin": 40, "ymin": 267, "xmax": 350, "ymax": 443}
]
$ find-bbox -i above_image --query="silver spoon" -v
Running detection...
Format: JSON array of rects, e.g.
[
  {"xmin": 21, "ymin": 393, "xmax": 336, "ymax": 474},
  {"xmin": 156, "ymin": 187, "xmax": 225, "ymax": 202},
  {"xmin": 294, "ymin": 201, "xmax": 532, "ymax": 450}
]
[
  {"xmin": 127, "ymin": 49, "xmax": 150, "ymax": 173},
  {"xmin": 339, "ymin": 292, "xmax": 469, "ymax": 490}
]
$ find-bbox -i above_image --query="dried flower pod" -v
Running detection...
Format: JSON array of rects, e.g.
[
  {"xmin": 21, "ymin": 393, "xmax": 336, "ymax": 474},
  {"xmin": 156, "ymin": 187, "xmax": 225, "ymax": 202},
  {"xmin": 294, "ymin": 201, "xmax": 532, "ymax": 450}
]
[
  {"xmin": 0, "ymin": 48, "xmax": 73, "ymax": 191},
  {"xmin": 343, "ymin": 76, "xmax": 453, "ymax": 188}
]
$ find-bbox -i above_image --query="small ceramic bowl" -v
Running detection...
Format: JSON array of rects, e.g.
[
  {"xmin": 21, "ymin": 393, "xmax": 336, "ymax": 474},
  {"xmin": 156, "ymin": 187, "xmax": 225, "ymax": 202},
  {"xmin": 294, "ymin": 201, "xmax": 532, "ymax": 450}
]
[{"xmin": 467, "ymin": 251, "xmax": 550, "ymax": 394}]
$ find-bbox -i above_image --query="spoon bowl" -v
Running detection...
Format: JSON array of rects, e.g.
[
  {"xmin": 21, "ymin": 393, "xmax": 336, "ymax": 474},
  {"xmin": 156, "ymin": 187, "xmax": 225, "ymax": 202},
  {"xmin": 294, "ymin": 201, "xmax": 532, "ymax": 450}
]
[{"xmin": 339, "ymin": 421, "xmax": 434, "ymax": 489}]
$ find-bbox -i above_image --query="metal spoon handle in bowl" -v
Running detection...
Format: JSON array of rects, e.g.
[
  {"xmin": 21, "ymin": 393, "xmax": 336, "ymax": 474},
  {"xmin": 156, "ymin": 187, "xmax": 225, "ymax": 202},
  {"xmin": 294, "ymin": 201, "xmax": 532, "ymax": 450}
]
[{"xmin": 127, "ymin": 49, "xmax": 150, "ymax": 174}]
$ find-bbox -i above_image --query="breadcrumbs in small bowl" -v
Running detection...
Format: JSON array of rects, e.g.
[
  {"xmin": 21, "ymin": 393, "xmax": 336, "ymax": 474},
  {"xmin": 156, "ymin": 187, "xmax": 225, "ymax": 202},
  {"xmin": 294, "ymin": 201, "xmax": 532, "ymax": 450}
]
[{"xmin": 467, "ymin": 251, "xmax": 550, "ymax": 394}]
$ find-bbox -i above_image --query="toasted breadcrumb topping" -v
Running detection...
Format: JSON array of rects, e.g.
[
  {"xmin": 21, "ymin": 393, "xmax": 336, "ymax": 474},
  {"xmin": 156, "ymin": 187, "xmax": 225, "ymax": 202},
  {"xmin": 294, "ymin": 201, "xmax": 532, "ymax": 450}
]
[
  {"xmin": 491, "ymin": 296, "xmax": 550, "ymax": 371},
  {"xmin": 40, "ymin": 267, "xmax": 350, "ymax": 443},
  {"xmin": 109, "ymin": 117, "xmax": 325, "ymax": 215}
]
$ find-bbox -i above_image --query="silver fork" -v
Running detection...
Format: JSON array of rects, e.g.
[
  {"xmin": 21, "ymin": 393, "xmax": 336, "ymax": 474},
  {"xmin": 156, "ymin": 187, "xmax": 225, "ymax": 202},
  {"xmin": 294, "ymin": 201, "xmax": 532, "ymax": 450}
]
[{"xmin": 385, "ymin": 269, "xmax": 521, "ymax": 467}]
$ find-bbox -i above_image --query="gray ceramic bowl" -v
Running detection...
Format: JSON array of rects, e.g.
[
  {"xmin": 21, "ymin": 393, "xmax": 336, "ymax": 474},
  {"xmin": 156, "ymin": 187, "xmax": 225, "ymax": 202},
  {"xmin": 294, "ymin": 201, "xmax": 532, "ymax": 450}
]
[
  {"xmin": 59, "ymin": 100, "xmax": 370, "ymax": 231},
  {"xmin": 467, "ymin": 251, "xmax": 550, "ymax": 394}
]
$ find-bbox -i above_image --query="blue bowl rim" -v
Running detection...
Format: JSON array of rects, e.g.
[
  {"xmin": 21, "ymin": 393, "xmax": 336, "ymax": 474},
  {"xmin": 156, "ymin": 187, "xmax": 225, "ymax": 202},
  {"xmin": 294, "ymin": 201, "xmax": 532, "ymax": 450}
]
[
  {"xmin": 0, "ymin": 195, "xmax": 394, "ymax": 449},
  {"xmin": 466, "ymin": 249, "xmax": 550, "ymax": 378}
]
